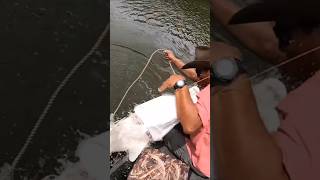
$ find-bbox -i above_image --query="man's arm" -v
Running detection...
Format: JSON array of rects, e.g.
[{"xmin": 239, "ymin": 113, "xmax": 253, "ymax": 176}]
[
  {"xmin": 159, "ymin": 75, "xmax": 202, "ymax": 135},
  {"xmin": 175, "ymin": 86, "xmax": 202, "ymax": 135},
  {"xmin": 213, "ymin": 75, "xmax": 289, "ymax": 180},
  {"xmin": 211, "ymin": 0, "xmax": 286, "ymax": 63},
  {"xmin": 164, "ymin": 50, "xmax": 199, "ymax": 81}
]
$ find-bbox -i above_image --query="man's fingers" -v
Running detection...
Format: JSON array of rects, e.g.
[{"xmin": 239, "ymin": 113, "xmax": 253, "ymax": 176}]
[
  {"xmin": 158, "ymin": 81, "xmax": 168, "ymax": 93},
  {"xmin": 164, "ymin": 50, "xmax": 173, "ymax": 56},
  {"xmin": 159, "ymin": 75, "xmax": 185, "ymax": 93},
  {"xmin": 158, "ymin": 76, "xmax": 174, "ymax": 92},
  {"xmin": 164, "ymin": 51, "xmax": 169, "ymax": 58},
  {"xmin": 164, "ymin": 54, "xmax": 172, "ymax": 61}
]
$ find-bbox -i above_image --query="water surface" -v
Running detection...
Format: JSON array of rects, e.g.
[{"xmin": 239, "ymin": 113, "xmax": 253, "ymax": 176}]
[
  {"xmin": 110, "ymin": 0, "xmax": 210, "ymax": 117},
  {"xmin": 110, "ymin": 0, "xmax": 209, "ymax": 178},
  {"xmin": 0, "ymin": 0, "xmax": 108, "ymax": 178}
]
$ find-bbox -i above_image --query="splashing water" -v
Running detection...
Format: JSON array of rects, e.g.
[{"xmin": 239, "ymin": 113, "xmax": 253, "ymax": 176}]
[
  {"xmin": 110, "ymin": 113, "xmax": 150, "ymax": 161},
  {"xmin": 0, "ymin": 132, "xmax": 107, "ymax": 180},
  {"xmin": 0, "ymin": 164, "xmax": 12, "ymax": 180}
]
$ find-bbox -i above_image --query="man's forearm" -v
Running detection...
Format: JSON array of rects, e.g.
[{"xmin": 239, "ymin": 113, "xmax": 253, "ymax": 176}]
[
  {"xmin": 171, "ymin": 57, "xmax": 198, "ymax": 81},
  {"xmin": 213, "ymin": 75, "xmax": 288, "ymax": 180},
  {"xmin": 211, "ymin": 0, "xmax": 239, "ymax": 26},
  {"xmin": 175, "ymin": 86, "xmax": 202, "ymax": 135},
  {"xmin": 211, "ymin": 0, "xmax": 285, "ymax": 63}
]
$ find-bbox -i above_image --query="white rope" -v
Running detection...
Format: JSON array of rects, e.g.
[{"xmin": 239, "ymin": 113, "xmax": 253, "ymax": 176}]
[
  {"xmin": 190, "ymin": 76, "xmax": 209, "ymax": 87},
  {"xmin": 112, "ymin": 48, "xmax": 171, "ymax": 118},
  {"xmin": 190, "ymin": 45, "xmax": 320, "ymax": 86},
  {"xmin": 250, "ymin": 45, "xmax": 320, "ymax": 80},
  {"xmin": 112, "ymin": 45, "xmax": 320, "ymax": 119},
  {"xmin": 169, "ymin": 61, "xmax": 176, "ymax": 74},
  {"xmin": 8, "ymin": 23, "xmax": 110, "ymax": 179}
]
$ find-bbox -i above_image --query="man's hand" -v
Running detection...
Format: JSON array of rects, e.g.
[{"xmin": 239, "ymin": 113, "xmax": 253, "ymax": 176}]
[
  {"xmin": 158, "ymin": 74, "xmax": 185, "ymax": 93},
  {"xmin": 164, "ymin": 50, "xmax": 177, "ymax": 62},
  {"xmin": 163, "ymin": 50, "xmax": 199, "ymax": 81}
]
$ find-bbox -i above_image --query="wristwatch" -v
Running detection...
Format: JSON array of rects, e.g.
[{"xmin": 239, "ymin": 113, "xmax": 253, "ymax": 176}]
[
  {"xmin": 211, "ymin": 58, "xmax": 245, "ymax": 87},
  {"xmin": 174, "ymin": 79, "xmax": 186, "ymax": 90}
]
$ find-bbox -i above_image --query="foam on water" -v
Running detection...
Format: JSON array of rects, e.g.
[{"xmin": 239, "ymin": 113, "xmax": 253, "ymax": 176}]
[
  {"xmin": 0, "ymin": 132, "xmax": 107, "ymax": 180},
  {"xmin": 20, "ymin": 113, "xmax": 150, "ymax": 179},
  {"xmin": 35, "ymin": 132, "xmax": 107, "ymax": 180},
  {"xmin": 0, "ymin": 163, "xmax": 11, "ymax": 180},
  {"xmin": 110, "ymin": 113, "xmax": 150, "ymax": 162}
]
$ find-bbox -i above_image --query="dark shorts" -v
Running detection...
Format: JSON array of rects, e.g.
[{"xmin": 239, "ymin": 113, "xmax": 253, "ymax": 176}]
[{"xmin": 162, "ymin": 125, "xmax": 209, "ymax": 180}]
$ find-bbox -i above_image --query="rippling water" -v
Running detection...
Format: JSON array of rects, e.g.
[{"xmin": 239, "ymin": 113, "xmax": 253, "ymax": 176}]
[
  {"xmin": 110, "ymin": 0, "xmax": 209, "ymax": 178},
  {"xmin": 110, "ymin": 0, "xmax": 209, "ymax": 117},
  {"xmin": 121, "ymin": 0, "xmax": 209, "ymax": 45}
]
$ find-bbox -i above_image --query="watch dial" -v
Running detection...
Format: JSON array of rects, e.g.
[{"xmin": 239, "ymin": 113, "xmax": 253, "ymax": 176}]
[
  {"xmin": 214, "ymin": 59, "xmax": 239, "ymax": 80},
  {"xmin": 177, "ymin": 80, "xmax": 184, "ymax": 87}
]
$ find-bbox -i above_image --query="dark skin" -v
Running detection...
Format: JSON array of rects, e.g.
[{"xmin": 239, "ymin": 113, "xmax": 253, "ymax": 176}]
[{"xmin": 212, "ymin": 0, "xmax": 320, "ymax": 180}]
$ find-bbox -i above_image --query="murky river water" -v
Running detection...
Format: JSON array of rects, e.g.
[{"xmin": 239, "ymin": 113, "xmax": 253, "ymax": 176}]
[
  {"xmin": 110, "ymin": 0, "xmax": 209, "ymax": 118},
  {"xmin": 110, "ymin": 0, "xmax": 209, "ymax": 178},
  {"xmin": 0, "ymin": 0, "xmax": 107, "ymax": 179}
]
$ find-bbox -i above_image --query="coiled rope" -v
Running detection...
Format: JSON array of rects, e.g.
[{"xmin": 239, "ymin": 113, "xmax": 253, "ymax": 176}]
[{"xmin": 8, "ymin": 23, "xmax": 110, "ymax": 179}]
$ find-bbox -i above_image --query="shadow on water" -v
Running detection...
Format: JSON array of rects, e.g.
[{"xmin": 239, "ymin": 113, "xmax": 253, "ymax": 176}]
[{"xmin": 110, "ymin": 0, "xmax": 209, "ymax": 178}]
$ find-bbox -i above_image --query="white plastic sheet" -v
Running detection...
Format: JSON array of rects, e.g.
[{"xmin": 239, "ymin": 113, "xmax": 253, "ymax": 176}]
[{"xmin": 134, "ymin": 86, "xmax": 200, "ymax": 141}]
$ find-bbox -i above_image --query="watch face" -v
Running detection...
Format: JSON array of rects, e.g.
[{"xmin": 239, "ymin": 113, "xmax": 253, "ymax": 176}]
[
  {"xmin": 213, "ymin": 59, "xmax": 239, "ymax": 80},
  {"xmin": 176, "ymin": 80, "xmax": 185, "ymax": 87}
]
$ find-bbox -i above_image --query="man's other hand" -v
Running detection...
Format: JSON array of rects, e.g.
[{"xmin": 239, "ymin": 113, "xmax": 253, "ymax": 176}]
[{"xmin": 158, "ymin": 75, "xmax": 185, "ymax": 93}]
